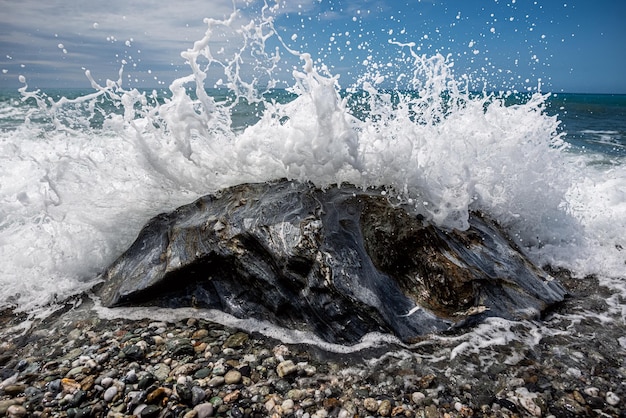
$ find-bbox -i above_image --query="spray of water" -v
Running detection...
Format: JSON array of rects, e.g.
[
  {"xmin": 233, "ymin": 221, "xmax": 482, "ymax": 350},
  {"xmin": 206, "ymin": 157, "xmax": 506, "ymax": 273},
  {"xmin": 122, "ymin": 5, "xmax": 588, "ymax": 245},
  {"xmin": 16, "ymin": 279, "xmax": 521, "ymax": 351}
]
[{"xmin": 1, "ymin": 1, "xmax": 591, "ymax": 315}]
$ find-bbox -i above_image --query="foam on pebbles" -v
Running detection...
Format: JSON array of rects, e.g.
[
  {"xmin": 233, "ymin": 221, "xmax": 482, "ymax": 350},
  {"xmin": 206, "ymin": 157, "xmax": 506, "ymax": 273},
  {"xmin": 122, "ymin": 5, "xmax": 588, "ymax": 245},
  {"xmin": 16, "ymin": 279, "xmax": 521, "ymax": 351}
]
[{"xmin": 0, "ymin": 295, "xmax": 624, "ymax": 417}]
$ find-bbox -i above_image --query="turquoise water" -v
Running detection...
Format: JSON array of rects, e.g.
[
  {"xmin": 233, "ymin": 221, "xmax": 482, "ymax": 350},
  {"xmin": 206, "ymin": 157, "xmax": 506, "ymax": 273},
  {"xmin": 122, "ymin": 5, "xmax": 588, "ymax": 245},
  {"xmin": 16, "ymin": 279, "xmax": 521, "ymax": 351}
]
[
  {"xmin": 547, "ymin": 93, "xmax": 626, "ymax": 158},
  {"xmin": 3, "ymin": 88, "xmax": 624, "ymax": 158}
]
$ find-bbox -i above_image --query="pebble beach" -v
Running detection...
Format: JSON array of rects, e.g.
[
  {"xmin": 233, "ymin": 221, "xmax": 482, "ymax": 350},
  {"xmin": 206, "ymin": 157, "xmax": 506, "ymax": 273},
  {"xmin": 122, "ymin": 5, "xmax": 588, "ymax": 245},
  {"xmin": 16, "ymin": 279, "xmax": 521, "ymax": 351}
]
[{"xmin": 0, "ymin": 272, "xmax": 624, "ymax": 418}]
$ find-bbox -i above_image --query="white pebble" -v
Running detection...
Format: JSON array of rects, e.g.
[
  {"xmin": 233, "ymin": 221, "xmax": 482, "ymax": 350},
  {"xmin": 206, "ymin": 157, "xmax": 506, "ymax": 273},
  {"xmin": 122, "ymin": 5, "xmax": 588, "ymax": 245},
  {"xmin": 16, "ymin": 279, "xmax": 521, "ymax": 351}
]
[
  {"xmin": 507, "ymin": 377, "xmax": 525, "ymax": 388},
  {"xmin": 312, "ymin": 409, "xmax": 328, "ymax": 418},
  {"xmin": 606, "ymin": 391, "xmax": 620, "ymax": 406},
  {"xmin": 301, "ymin": 364, "xmax": 317, "ymax": 376},
  {"xmin": 103, "ymin": 385, "xmax": 118, "ymax": 402},
  {"xmin": 242, "ymin": 354, "xmax": 257, "ymax": 363},
  {"xmin": 411, "ymin": 391, "xmax": 426, "ymax": 405},
  {"xmin": 265, "ymin": 398, "xmax": 276, "ymax": 412},
  {"xmin": 100, "ymin": 376, "xmax": 113, "ymax": 388},
  {"xmin": 282, "ymin": 399, "xmax": 295, "ymax": 413}
]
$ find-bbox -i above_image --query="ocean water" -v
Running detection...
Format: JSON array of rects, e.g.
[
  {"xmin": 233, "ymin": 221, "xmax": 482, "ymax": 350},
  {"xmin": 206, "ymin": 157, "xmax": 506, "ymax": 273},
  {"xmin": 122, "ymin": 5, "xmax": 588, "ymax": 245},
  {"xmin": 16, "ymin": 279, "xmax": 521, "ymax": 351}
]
[{"xmin": 0, "ymin": 7, "xmax": 625, "ymax": 356}]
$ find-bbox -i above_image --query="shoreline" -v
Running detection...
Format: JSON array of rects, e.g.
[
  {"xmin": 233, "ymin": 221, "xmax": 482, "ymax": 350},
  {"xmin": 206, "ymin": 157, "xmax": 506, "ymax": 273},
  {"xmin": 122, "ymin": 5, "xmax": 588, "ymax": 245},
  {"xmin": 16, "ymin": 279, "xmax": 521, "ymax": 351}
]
[{"xmin": 0, "ymin": 273, "xmax": 624, "ymax": 417}]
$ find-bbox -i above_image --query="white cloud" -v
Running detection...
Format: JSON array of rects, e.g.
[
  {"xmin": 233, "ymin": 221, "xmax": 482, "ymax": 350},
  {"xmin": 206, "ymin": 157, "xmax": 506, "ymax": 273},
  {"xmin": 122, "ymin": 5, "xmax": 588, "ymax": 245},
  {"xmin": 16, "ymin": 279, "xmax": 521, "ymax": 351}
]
[{"xmin": 0, "ymin": 0, "xmax": 261, "ymax": 87}]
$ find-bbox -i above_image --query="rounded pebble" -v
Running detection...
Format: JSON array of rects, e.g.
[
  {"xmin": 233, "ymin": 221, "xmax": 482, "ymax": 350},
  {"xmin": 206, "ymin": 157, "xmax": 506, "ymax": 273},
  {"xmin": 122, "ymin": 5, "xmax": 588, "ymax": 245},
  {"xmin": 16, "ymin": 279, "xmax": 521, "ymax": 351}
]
[
  {"xmin": 412, "ymin": 391, "xmax": 426, "ymax": 405},
  {"xmin": 605, "ymin": 391, "xmax": 620, "ymax": 406},
  {"xmin": 193, "ymin": 402, "xmax": 214, "ymax": 418},
  {"xmin": 103, "ymin": 385, "xmax": 118, "ymax": 402},
  {"xmin": 363, "ymin": 397, "xmax": 378, "ymax": 412},
  {"xmin": 377, "ymin": 399, "xmax": 392, "ymax": 416},
  {"xmin": 282, "ymin": 398, "xmax": 295, "ymax": 413},
  {"xmin": 224, "ymin": 369, "xmax": 242, "ymax": 384},
  {"xmin": 6, "ymin": 405, "xmax": 27, "ymax": 418},
  {"xmin": 276, "ymin": 360, "xmax": 297, "ymax": 378},
  {"xmin": 208, "ymin": 376, "xmax": 225, "ymax": 387}
]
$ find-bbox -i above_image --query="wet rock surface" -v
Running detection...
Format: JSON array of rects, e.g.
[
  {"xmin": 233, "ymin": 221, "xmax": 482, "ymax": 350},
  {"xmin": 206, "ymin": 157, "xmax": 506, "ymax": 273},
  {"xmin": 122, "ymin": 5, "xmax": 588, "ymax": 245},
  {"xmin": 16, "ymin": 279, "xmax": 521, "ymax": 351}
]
[{"xmin": 97, "ymin": 180, "xmax": 565, "ymax": 344}]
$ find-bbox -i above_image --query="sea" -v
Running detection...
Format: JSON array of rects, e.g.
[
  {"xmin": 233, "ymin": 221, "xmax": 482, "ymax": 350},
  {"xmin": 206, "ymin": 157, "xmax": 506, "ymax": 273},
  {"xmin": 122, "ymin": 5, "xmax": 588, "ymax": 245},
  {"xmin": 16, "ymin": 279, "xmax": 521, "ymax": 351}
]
[{"xmin": 0, "ymin": 11, "xmax": 625, "ymax": 359}]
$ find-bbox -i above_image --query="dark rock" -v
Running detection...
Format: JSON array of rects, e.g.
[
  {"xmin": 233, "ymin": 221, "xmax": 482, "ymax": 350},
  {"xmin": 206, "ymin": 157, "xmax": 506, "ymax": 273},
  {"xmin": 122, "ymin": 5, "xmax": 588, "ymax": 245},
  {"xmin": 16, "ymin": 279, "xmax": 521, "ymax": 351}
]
[
  {"xmin": 140, "ymin": 404, "xmax": 161, "ymax": 418},
  {"xmin": 121, "ymin": 344, "xmax": 144, "ymax": 360},
  {"xmin": 137, "ymin": 374, "xmax": 156, "ymax": 390},
  {"xmin": 194, "ymin": 368, "xmax": 212, "ymax": 380},
  {"xmin": 97, "ymin": 180, "xmax": 566, "ymax": 344},
  {"xmin": 191, "ymin": 385, "xmax": 207, "ymax": 406},
  {"xmin": 47, "ymin": 379, "xmax": 62, "ymax": 393},
  {"xmin": 163, "ymin": 338, "xmax": 194, "ymax": 358},
  {"xmin": 69, "ymin": 390, "xmax": 87, "ymax": 407},
  {"xmin": 175, "ymin": 383, "xmax": 193, "ymax": 404},
  {"xmin": 223, "ymin": 332, "xmax": 249, "ymax": 349}
]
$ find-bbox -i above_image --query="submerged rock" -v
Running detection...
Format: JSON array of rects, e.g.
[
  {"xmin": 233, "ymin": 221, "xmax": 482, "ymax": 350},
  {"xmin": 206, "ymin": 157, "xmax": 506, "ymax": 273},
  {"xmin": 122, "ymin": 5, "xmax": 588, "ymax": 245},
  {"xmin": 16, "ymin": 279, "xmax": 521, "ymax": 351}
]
[{"xmin": 97, "ymin": 180, "xmax": 565, "ymax": 344}]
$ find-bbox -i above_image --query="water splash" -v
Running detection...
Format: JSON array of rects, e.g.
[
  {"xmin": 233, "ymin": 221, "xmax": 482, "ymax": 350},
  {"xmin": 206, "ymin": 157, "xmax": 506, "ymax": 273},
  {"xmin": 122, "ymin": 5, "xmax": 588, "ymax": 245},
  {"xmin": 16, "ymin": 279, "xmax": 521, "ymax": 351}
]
[{"xmin": 0, "ymin": 1, "xmax": 607, "ymax": 316}]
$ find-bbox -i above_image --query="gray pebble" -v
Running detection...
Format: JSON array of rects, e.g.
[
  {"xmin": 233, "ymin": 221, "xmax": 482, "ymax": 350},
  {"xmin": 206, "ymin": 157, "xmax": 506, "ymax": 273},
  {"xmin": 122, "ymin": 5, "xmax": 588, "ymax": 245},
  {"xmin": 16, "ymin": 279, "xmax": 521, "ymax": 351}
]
[
  {"xmin": 192, "ymin": 385, "xmax": 207, "ymax": 405},
  {"xmin": 194, "ymin": 402, "xmax": 214, "ymax": 418},
  {"xmin": 103, "ymin": 385, "xmax": 118, "ymax": 402},
  {"xmin": 100, "ymin": 376, "xmax": 113, "ymax": 388},
  {"xmin": 151, "ymin": 363, "xmax": 171, "ymax": 381},
  {"xmin": 208, "ymin": 376, "xmax": 225, "ymax": 387}
]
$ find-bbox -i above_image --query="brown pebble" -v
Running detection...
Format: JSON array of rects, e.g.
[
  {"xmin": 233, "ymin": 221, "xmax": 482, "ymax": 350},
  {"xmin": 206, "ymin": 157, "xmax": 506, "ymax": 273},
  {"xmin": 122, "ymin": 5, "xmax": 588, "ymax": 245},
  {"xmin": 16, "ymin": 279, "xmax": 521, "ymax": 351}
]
[
  {"xmin": 225, "ymin": 359, "xmax": 240, "ymax": 368},
  {"xmin": 419, "ymin": 374, "xmax": 436, "ymax": 389},
  {"xmin": 6, "ymin": 404, "xmax": 27, "ymax": 418},
  {"xmin": 192, "ymin": 329, "xmax": 209, "ymax": 340},
  {"xmin": 0, "ymin": 398, "xmax": 25, "ymax": 416},
  {"xmin": 61, "ymin": 378, "xmax": 81, "ymax": 394},
  {"xmin": 80, "ymin": 375, "xmax": 95, "ymax": 391},
  {"xmin": 194, "ymin": 342, "xmax": 208, "ymax": 353},
  {"xmin": 2, "ymin": 384, "xmax": 26, "ymax": 396},
  {"xmin": 147, "ymin": 387, "xmax": 171, "ymax": 404},
  {"xmin": 572, "ymin": 390, "xmax": 586, "ymax": 405},
  {"xmin": 223, "ymin": 332, "xmax": 249, "ymax": 349},
  {"xmin": 223, "ymin": 389, "xmax": 241, "ymax": 403},
  {"xmin": 323, "ymin": 397, "xmax": 341, "ymax": 410},
  {"xmin": 363, "ymin": 397, "xmax": 378, "ymax": 412},
  {"xmin": 391, "ymin": 405, "xmax": 405, "ymax": 416},
  {"xmin": 378, "ymin": 399, "xmax": 392, "ymax": 416},
  {"xmin": 524, "ymin": 374, "xmax": 538, "ymax": 385}
]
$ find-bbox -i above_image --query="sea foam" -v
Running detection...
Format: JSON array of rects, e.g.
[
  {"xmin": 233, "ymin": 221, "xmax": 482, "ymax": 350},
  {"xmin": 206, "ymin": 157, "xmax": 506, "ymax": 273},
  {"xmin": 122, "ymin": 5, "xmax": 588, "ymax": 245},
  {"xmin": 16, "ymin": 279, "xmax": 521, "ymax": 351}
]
[{"xmin": 0, "ymin": 3, "xmax": 623, "ymax": 320}]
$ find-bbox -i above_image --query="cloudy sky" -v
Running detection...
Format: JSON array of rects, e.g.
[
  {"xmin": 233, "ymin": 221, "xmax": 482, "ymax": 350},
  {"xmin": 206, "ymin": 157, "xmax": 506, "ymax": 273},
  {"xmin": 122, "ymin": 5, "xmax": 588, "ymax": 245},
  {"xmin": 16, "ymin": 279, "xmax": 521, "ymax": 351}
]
[{"xmin": 1, "ymin": 0, "xmax": 624, "ymax": 94}]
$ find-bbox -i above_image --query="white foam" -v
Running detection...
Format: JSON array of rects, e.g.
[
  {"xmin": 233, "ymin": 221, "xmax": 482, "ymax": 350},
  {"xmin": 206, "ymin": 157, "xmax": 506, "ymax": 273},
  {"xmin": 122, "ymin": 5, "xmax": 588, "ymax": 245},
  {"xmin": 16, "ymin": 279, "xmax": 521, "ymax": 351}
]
[
  {"xmin": 0, "ymin": 3, "xmax": 624, "ymax": 326},
  {"xmin": 91, "ymin": 296, "xmax": 404, "ymax": 354}
]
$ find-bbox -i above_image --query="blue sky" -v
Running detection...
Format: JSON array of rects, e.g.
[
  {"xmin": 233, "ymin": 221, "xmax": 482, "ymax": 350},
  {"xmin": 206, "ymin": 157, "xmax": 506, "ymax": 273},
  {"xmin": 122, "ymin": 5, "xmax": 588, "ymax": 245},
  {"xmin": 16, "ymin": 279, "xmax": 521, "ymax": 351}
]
[{"xmin": 1, "ymin": 0, "xmax": 624, "ymax": 94}]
